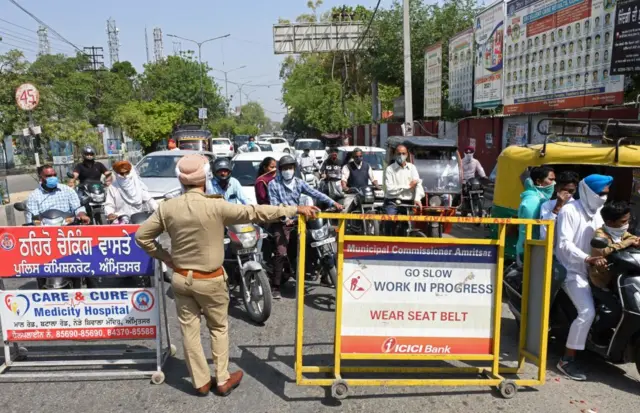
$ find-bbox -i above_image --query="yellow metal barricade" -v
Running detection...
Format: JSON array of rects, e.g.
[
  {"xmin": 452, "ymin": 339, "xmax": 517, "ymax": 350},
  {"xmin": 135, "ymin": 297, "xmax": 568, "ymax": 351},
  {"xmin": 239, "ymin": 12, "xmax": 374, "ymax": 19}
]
[{"xmin": 295, "ymin": 214, "xmax": 554, "ymax": 400}]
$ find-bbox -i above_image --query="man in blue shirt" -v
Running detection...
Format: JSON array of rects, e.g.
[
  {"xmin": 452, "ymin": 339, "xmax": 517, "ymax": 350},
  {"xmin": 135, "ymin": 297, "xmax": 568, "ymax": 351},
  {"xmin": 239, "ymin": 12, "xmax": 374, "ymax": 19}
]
[
  {"xmin": 26, "ymin": 165, "xmax": 90, "ymax": 224},
  {"xmin": 267, "ymin": 155, "xmax": 342, "ymax": 298},
  {"xmin": 209, "ymin": 158, "xmax": 248, "ymax": 205}
]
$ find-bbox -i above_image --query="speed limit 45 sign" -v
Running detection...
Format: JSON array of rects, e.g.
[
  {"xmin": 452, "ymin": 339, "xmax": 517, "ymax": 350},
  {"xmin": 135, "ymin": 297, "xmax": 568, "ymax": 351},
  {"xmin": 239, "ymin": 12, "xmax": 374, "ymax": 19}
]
[{"xmin": 15, "ymin": 83, "xmax": 40, "ymax": 111}]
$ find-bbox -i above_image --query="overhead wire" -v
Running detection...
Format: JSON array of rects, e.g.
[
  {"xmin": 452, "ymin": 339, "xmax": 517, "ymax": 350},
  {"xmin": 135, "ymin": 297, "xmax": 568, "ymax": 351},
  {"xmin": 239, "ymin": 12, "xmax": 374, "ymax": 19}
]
[
  {"xmin": 0, "ymin": 30, "xmax": 77, "ymax": 55},
  {"xmin": 0, "ymin": 23, "xmax": 79, "ymax": 49},
  {"xmin": 0, "ymin": 40, "xmax": 38, "ymax": 54}
]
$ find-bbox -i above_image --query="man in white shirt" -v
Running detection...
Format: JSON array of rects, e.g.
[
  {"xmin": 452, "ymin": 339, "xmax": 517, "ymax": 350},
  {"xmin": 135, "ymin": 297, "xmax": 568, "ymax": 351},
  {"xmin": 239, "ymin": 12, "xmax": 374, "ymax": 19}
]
[
  {"xmin": 555, "ymin": 174, "xmax": 613, "ymax": 381},
  {"xmin": 297, "ymin": 147, "xmax": 321, "ymax": 170},
  {"xmin": 462, "ymin": 146, "xmax": 487, "ymax": 182},
  {"xmin": 383, "ymin": 145, "xmax": 425, "ymax": 234},
  {"xmin": 539, "ymin": 170, "xmax": 579, "ymax": 240}
]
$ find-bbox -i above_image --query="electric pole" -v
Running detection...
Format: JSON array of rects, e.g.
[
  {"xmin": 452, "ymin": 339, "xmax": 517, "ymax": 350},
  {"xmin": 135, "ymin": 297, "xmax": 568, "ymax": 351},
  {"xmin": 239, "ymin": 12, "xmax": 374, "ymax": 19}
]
[
  {"xmin": 144, "ymin": 27, "xmax": 150, "ymax": 63},
  {"xmin": 172, "ymin": 41, "xmax": 182, "ymax": 56},
  {"xmin": 83, "ymin": 46, "xmax": 105, "ymax": 71},
  {"xmin": 403, "ymin": 0, "xmax": 413, "ymax": 136},
  {"xmin": 153, "ymin": 27, "xmax": 164, "ymax": 62},
  {"xmin": 106, "ymin": 18, "xmax": 120, "ymax": 66},
  {"xmin": 212, "ymin": 65, "xmax": 246, "ymax": 115},
  {"xmin": 37, "ymin": 26, "xmax": 50, "ymax": 56}
]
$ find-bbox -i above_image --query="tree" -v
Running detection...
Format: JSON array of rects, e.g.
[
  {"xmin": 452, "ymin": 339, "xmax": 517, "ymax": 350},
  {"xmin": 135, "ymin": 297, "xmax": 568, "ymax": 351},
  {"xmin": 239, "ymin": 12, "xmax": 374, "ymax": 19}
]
[
  {"xmin": 239, "ymin": 102, "xmax": 268, "ymax": 131},
  {"xmin": 111, "ymin": 61, "xmax": 137, "ymax": 78},
  {"xmin": 0, "ymin": 50, "xmax": 29, "ymax": 137},
  {"xmin": 113, "ymin": 100, "xmax": 185, "ymax": 148},
  {"xmin": 140, "ymin": 54, "xmax": 225, "ymax": 123}
]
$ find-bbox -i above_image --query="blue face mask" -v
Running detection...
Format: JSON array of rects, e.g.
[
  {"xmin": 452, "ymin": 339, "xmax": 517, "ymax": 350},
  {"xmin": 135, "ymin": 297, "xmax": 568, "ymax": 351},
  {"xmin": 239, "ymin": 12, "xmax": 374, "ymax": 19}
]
[
  {"xmin": 45, "ymin": 176, "xmax": 58, "ymax": 189},
  {"xmin": 248, "ymin": 142, "xmax": 255, "ymax": 148}
]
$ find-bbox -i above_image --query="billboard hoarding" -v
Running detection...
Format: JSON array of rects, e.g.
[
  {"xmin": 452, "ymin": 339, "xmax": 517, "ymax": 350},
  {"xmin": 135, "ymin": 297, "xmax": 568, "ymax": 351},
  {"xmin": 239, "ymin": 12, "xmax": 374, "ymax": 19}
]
[
  {"xmin": 610, "ymin": 0, "xmax": 640, "ymax": 74},
  {"xmin": 474, "ymin": 1, "xmax": 505, "ymax": 109},
  {"xmin": 448, "ymin": 28, "xmax": 474, "ymax": 112},
  {"xmin": 424, "ymin": 43, "xmax": 443, "ymax": 118},
  {"xmin": 503, "ymin": 0, "xmax": 624, "ymax": 114}
]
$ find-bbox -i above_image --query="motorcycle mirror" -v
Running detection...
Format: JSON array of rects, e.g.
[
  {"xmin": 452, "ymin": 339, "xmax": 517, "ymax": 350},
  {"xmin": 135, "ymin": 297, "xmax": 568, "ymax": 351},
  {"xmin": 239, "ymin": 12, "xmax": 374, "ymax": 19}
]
[
  {"xmin": 13, "ymin": 202, "xmax": 26, "ymax": 212},
  {"xmin": 66, "ymin": 171, "xmax": 74, "ymax": 179},
  {"xmin": 223, "ymin": 238, "xmax": 230, "ymax": 245},
  {"xmin": 590, "ymin": 237, "xmax": 610, "ymax": 249},
  {"xmin": 260, "ymin": 233, "xmax": 268, "ymax": 239}
]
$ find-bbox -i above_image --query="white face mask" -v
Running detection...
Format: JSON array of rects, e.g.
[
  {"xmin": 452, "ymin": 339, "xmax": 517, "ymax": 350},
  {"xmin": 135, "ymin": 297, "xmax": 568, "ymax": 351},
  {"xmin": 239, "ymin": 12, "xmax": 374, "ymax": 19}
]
[
  {"xmin": 281, "ymin": 170, "xmax": 294, "ymax": 181},
  {"xmin": 464, "ymin": 153, "xmax": 473, "ymax": 161},
  {"xmin": 604, "ymin": 224, "xmax": 628, "ymax": 242}
]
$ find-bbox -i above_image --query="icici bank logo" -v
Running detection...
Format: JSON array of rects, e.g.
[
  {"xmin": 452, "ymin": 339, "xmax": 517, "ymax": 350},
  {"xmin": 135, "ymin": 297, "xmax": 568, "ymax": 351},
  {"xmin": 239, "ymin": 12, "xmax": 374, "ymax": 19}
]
[{"xmin": 381, "ymin": 337, "xmax": 397, "ymax": 353}]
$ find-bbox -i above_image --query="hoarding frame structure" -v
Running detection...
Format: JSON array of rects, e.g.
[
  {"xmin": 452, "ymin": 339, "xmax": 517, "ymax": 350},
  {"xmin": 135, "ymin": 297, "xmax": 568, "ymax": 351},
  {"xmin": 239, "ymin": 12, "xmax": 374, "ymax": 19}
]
[
  {"xmin": 610, "ymin": 0, "xmax": 640, "ymax": 75},
  {"xmin": 293, "ymin": 213, "xmax": 554, "ymax": 400},
  {"xmin": 272, "ymin": 22, "xmax": 368, "ymax": 54},
  {"xmin": 0, "ymin": 225, "xmax": 175, "ymax": 384}
]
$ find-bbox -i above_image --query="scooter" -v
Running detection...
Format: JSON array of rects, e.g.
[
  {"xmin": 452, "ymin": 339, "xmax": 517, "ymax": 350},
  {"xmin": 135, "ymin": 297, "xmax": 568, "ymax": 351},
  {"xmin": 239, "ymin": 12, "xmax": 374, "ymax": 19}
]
[
  {"xmin": 303, "ymin": 166, "xmax": 320, "ymax": 189},
  {"xmin": 503, "ymin": 237, "xmax": 640, "ymax": 375},
  {"xmin": 224, "ymin": 224, "xmax": 272, "ymax": 323},
  {"xmin": 13, "ymin": 202, "xmax": 84, "ymax": 290}
]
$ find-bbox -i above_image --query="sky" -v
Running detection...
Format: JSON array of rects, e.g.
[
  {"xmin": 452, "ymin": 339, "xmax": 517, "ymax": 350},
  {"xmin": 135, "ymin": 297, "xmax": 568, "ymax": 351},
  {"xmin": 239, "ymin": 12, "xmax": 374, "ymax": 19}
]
[{"xmin": 0, "ymin": 0, "xmax": 387, "ymax": 122}]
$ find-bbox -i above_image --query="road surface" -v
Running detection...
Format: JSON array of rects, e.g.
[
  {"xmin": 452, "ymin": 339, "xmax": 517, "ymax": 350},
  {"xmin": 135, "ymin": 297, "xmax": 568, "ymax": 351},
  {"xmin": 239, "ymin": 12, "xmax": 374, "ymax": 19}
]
[{"xmin": 0, "ymin": 223, "xmax": 637, "ymax": 413}]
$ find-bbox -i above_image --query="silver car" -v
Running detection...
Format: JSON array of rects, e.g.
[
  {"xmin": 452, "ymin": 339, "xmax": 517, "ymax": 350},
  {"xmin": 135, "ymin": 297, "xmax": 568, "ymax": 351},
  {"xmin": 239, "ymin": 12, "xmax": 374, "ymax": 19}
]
[{"xmin": 135, "ymin": 150, "xmax": 216, "ymax": 199}]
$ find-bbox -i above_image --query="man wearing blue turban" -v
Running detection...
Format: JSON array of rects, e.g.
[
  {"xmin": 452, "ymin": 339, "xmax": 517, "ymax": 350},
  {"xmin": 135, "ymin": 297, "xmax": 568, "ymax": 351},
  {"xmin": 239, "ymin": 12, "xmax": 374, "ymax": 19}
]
[{"xmin": 555, "ymin": 173, "xmax": 613, "ymax": 381}]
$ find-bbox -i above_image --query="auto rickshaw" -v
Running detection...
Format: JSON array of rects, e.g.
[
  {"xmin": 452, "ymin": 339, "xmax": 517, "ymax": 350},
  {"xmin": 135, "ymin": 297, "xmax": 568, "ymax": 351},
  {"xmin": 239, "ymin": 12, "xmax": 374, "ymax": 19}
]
[
  {"xmin": 492, "ymin": 118, "xmax": 640, "ymax": 261},
  {"xmin": 386, "ymin": 136, "xmax": 463, "ymax": 237}
]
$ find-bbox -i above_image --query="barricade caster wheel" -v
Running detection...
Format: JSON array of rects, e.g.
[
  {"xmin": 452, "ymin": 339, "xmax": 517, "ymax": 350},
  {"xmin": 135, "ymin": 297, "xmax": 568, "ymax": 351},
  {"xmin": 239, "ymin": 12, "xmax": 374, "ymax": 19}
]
[
  {"xmin": 169, "ymin": 344, "xmax": 177, "ymax": 357},
  {"xmin": 331, "ymin": 380, "xmax": 349, "ymax": 400},
  {"xmin": 151, "ymin": 371, "xmax": 165, "ymax": 385},
  {"xmin": 12, "ymin": 346, "xmax": 28, "ymax": 361},
  {"xmin": 498, "ymin": 380, "xmax": 517, "ymax": 399}
]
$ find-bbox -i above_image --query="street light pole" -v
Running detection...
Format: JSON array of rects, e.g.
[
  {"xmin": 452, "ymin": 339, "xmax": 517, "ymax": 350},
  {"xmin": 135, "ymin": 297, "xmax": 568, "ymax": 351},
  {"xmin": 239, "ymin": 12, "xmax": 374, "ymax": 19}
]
[
  {"xmin": 237, "ymin": 81, "xmax": 252, "ymax": 112},
  {"xmin": 167, "ymin": 33, "xmax": 230, "ymax": 125},
  {"xmin": 211, "ymin": 65, "xmax": 246, "ymax": 115}
]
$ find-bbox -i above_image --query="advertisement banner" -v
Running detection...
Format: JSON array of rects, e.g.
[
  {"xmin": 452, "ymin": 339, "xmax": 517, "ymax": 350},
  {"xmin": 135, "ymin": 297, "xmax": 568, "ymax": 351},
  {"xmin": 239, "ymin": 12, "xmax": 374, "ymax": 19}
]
[
  {"xmin": 503, "ymin": 0, "xmax": 623, "ymax": 114},
  {"xmin": 50, "ymin": 141, "xmax": 74, "ymax": 165},
  {"xmin": 424, "ymin": 43, "xmax": 443, "ymax": 117},
  {"xmin": 610, "ymin": 0, "xmax": 640, "ymax": 74},
  {"xmin": 448, "ymin": 28, "xmax": 475, "ymax": 112},
  {"xmin": 0, "ymin": 226, "xmax": 154, "ymax": 278},
  {"xmin": 474, "ymin": 1, "xmax": 505, "ymax": 109},
  {"xmin": 0, "ymin": 288, "xmax": 158, "ymax": 342},
  {"xmin": 340, "ymin": 241, "xmax": 497, "ymax": 355}
]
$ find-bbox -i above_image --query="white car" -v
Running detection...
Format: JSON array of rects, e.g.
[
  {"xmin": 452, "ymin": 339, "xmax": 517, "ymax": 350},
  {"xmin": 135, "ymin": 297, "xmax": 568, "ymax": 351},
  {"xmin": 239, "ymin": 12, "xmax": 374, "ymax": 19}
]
[
  {"xmin": 231, "ymin": 151, "xmax": 310, "ymax": 205},
  {"xmin": 336, "ymin": 146, "xmax": 387, "ymax": 185},
  {"xmin": 135, "ymin": 150, "xmax": 216, "ymax": 200},
  {"xmin": 210, "ymin": 138, "xmax": 235, "ymax": 158},
  {"xmin": 263, "ymin": 137, "xmax": 292, "ymax": 154},
  {"xmin": 294, "ymin": 138, "xmax": 326, "ymax": 163}
]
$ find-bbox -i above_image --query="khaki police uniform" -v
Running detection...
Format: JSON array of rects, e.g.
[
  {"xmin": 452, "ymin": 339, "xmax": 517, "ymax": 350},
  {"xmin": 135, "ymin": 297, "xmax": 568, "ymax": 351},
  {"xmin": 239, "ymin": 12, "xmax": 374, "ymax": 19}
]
[{"xmin": 135, "ymin": 189, "xmax": 296, "ymax": 389}]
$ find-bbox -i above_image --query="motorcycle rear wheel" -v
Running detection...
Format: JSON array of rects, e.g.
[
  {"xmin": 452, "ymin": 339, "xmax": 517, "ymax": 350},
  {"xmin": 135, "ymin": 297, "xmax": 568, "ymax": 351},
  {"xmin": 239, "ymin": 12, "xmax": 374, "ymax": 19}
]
[
  {"xmin": 241, "ymin": 270, "xmax": 272, "ymax": 324},
  {"xmin": 327, "ymin": 266, "xmax": 338, "ymax": 288}
]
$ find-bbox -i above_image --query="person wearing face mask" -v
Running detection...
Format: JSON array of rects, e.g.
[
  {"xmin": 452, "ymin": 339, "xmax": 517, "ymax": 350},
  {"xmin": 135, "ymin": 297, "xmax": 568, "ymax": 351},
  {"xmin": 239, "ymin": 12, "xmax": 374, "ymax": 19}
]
[
  {"xmin": 461, "ymin": 147, "xmax": 487, "ymax": 182},
  {"xmin": 383, "ymin": 145, "xmax": 425, "ymax": 235},
  {"xmin": 105, "ymin": 161, "xmax": 157, "ymax": 222},
  {"xmin": 341, "ymin": 148, "xmax": 379, "ymax": 212},
  {"xmin": 69, "ymin": 145, "xmax": 111, "ymax": 187},
  {"xmin": 539, "ymin": 170, "xmax": 580, "ymax": 240},
  {"xmin": 516, "ymin": 166, "xmax": 556, "ymax": 260},
  {"xmin": 26, "ymin": 165, "xmax": 90, "ymax": 224},
  {"xmin": 297, "ymin": 147, "xmax": 321, "ymax": 170},
  {"xmin": 238, "ymin": 136, "xmax": 261, "ymax": 153},
  {"xmin": 555, "ymin": 174, "xmax": 613, "ymax": 381},
  {"xmin": 320, "ymin": 147, "xmax": 343, "ymax": 200},
  {"xmin": 255, "ymin": 157, "xmax": 277, "ymax": 205},
  {"xmin": 267, "ymin": 155, "xmax": 343, "ymax": 298},
  {"xmin": 208, "ymin": 158, "xmax": 248, "ymax": 205},
  {"xmin": 135, "ymin": 154, "xmax": 319, "ymax": 397}
]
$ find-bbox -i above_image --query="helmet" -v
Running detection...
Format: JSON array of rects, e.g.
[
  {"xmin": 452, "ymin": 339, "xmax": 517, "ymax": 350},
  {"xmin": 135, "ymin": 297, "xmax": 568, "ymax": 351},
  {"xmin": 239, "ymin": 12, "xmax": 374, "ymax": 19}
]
[
  {"xmin": 213, "ymin": 158, "xmax": 231, "ymax": 174},
  {"xmin": 278, "ymin": 155, "xmax": 296, "ymax": 169},
  {"xmin": 82, "ymin": 145, "xmax": 96, "ymax": 160}
]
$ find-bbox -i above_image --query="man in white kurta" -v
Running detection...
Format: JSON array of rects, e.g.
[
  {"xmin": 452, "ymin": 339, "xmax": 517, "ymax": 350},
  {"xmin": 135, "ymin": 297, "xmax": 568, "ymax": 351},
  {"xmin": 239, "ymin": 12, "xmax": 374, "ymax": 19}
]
[{"xmin": 555, "ymin": 174, "xmax": 612, "ymax": 381}]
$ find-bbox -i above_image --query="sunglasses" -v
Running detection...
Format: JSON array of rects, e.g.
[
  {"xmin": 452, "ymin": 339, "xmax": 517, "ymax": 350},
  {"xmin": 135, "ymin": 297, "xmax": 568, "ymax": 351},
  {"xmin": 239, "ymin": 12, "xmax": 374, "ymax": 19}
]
[{"xmin": 43, "ymin": 173, "xmax": 57, "ymax": 178}]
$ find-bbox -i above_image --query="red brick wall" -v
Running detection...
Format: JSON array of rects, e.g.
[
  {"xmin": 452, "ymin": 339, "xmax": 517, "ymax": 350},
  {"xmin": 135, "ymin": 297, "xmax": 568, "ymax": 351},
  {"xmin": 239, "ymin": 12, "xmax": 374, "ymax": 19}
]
[{"xmin": 457, "ymin": 117, "xmax": 503, "ymax": 175}]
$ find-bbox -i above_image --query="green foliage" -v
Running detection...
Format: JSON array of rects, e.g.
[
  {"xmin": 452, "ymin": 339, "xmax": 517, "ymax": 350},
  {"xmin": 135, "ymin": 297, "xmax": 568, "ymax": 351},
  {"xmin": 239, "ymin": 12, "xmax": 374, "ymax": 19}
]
[
  {"xmin": 113, "ymin": 100, "xmax": 185, "ymax": 148},
  {"xmin": 140, "ymin": 54, "xmax": 225, "ymax": 123}
]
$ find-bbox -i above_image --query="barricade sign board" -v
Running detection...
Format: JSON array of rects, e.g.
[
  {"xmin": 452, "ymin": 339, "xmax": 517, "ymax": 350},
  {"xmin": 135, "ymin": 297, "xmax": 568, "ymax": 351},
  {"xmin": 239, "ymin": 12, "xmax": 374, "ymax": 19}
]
[
  {"xmin": 340, "ymin": 240, "xmax": 497, "ymax": 355},
  {"xmin": 0, "ymin": 226, "xmax": 154, "ymax": 278},
  {"xmin": 0, "ymin": 288, "xmax": 158, "ymax": 342}
]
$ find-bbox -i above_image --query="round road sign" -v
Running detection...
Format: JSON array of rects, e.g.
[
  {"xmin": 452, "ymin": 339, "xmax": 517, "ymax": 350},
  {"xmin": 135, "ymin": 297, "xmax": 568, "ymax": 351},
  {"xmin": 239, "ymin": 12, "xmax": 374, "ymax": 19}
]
[{"xmin": 15, "ymin": 83, "xmax": 40, "ymax": 111}]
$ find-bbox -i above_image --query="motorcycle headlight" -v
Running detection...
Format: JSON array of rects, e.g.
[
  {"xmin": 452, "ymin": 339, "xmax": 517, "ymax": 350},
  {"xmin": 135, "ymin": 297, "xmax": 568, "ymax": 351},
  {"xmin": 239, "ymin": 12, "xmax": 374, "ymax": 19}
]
[
  {"xmin": 237, "ymin": 232, "xmax": 258, "ymax": 249},
  {"xmin": 42, "ymin": 217, "xmax": 65, "ymax": 226},
  {"xmin": 311, "ymin": 225, "xmax": 329, "ymax": 241},
  {"xmin": 90, "ymin": 193, "xmax": 105, "ymax": 203},
  {"xmin": 429, "ymin": 195, "xmax": 442, "ymax": 207}
]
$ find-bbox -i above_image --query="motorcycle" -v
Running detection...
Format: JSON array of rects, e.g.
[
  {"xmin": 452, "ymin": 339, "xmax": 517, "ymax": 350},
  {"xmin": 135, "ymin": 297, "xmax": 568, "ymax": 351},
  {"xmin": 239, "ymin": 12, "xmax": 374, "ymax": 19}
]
[
  {"xmin": 13, "ymin": 202, "xmax": 84, "ymax": 290},
  {"xmin": 223, "ymin": 224, "xmax": 272, "ymax": 323},
  {"xmin": 302, "ymin": 166, "xmax": 320, "ymax": 189},
  {"xmin": 320, "ymin": 165, "xmax": 344, "ymax": 201},
  {"xmin": 461, "ymin": 177, "xmax": 485, "ymax": 219},
  {"xmin": 503, "ymin": 237, "xmax": 640, "ymax": 375},
  {"xmin": 68, "ymin": 173, "xmax": 107, "ymax": 225},
  {"xmin": 344, "ymin": 186, "xmax": 384, "ymax": 235}
]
